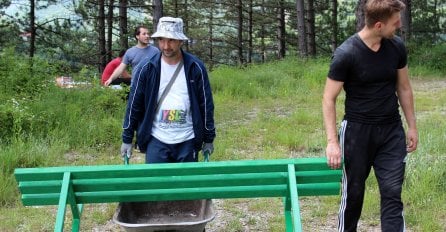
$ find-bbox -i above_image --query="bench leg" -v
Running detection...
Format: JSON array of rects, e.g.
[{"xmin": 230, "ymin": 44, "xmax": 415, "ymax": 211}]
[
  {"xmin": 70, "ymin": 204, "xmax": 83, "ymax": 231},
  {"xmin": 55, "ymin": 172, "xmax": 71, "ymax": 232},
  {"xmin": 284, "ymin": 197, "xmax": 293, "ymax": 232},
  {"xmin": 287, "ymin": 164, "xmax": 302, "ymax": 232},
  {"xmin": 55, "ymin": 172, "xmax": 83, "ymax": 232}
]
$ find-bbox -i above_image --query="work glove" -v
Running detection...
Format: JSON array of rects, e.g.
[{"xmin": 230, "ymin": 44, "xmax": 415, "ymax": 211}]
[
  {"xmin": 202, "ymin": 142, "xmax": 214, "ymax": 155},
  {"xmin": 120, "ymin": 143, "xmax": 133, "ymax": 159}
]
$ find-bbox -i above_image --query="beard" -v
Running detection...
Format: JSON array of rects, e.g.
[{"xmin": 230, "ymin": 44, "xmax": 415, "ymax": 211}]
[{"xmin": 162, "ymin": 49, "xmax": 178, "ymax": 58}]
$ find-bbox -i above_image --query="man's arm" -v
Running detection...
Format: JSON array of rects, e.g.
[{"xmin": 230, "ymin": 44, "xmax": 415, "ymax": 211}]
[
  {"xmin": 396, "ymin": 66, "xmax": 418, "ymax": 153},
  {"xmin": 104, "ymin": 63, "xmax": 128, "ymax": 86},
  {"xmin": 322, "ymin": 78, "xmax": 344, "ymax": 169}
]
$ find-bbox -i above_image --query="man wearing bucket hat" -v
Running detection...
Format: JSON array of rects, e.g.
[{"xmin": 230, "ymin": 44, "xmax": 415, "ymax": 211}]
[{"xmin": 120, "ymin": 17, "xmax": 216, "ymax": 163}]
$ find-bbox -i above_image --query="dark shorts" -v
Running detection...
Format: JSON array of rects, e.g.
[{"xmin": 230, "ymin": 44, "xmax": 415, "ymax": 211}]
[{"xmin": 145, "ymin": 137, "xmax": 197, "ymax": 163}]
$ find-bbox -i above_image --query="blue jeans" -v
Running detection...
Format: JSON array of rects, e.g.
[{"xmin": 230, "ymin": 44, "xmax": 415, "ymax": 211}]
[{"xmin": 145, "ymin": 137, "xmax": 197, "ymax": 163}]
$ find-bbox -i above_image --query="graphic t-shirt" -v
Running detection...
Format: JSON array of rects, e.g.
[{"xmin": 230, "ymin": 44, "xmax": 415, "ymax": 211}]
[{"xmin": 151, "ymin": 59, "xmax": 194, "ymax": 144}]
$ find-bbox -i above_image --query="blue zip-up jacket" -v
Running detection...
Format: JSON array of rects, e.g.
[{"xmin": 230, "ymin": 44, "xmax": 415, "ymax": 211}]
[{"xmin": 122, "ymin": 50, "xmax": 216, "ymax": 151}]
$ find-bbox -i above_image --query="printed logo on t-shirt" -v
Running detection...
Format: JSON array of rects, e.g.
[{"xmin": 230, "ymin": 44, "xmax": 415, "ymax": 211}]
[{"xmin": 158, "ymin": 109, "xmax": 188, "ymax": 128}]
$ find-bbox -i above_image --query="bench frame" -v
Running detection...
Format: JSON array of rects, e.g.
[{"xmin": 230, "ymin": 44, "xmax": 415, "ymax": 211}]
[{"xmin": 15, "ymin": 157, "xmax": 341, "ymax": 232}]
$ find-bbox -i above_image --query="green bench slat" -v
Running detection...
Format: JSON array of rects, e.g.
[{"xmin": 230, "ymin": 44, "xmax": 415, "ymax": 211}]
[
  {"xmin": 21, "ymin": 182, "xmax": 340, "ymax": 206},
  {"xmin": 295, "ymin": 170, "xmax": 342, "ymax": 183},
  {"xmin": 15, "ymin": 158, "xmax": 332, "ymax": 181},
  {"xmin": 19, "ymin": 172, "xmax": 288, "ymax": 194},
  {"xmin": 22, "ymin": 184, "xmax": 289, "ymax": 205},
  {"xmin": 18, "ymin": 170, "xmax": 340, "ymax": 194}
]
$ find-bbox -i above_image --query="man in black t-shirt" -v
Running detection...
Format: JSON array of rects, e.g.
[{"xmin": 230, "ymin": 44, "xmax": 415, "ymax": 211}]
[{"xmin": 322, "ymin": 0, "xmax": 418, "ymax": 231}]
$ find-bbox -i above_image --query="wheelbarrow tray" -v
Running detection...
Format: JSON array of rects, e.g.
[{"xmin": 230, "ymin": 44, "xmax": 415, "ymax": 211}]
[{"xmin": 113, "ymin": 199, "xmax": 215, "ymax": 232}]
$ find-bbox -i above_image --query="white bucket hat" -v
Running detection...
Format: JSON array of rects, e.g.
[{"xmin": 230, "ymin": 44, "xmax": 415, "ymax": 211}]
[{"xmin": 151, "ymin": 17, "xmax": 189, "ymax": 41}]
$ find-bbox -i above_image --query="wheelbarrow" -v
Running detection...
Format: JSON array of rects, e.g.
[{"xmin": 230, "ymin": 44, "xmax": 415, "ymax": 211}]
[{"xmin": 112, "ymin": 152, "xmax": 215, "ymax": 232}]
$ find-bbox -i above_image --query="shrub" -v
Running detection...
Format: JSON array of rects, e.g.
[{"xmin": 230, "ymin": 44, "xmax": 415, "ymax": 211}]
[{"xmin": 407, "ymin": 42, "xmax": 446, "ymax": 75}]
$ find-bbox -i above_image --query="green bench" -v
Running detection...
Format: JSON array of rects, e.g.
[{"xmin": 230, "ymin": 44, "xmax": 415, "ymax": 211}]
[{"xmin": 15, "ymin": 157, "xmax": 342, "ymax": 232}]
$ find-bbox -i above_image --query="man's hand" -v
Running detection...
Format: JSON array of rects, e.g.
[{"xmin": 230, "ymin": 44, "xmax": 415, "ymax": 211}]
[
  {"xmin": 202, "ymin": 143, "xmax": 214, "ymax": 155},
  {"xmin": 326, "ymin": 142, "xmax": 342, "ymax": 169},
  {"xmin": 406, "ymin": 127, "xmax": 418, "ymax": 153},
  {"xmin": 121, "ymin": 143, "xmax": 133, "ymax": 158},
  {"xmin": 104, "ymin": 78, "xmax": 112, "ymax": 86}
]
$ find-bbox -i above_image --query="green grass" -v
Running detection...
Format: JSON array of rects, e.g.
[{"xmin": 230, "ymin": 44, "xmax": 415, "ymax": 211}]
[{"xmin": 0, "ymin": 55, "xmax": 445, "ymax": 231}]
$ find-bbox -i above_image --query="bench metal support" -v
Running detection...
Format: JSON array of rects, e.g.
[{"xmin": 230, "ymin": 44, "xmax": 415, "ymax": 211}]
[
  {"xmin": 288, "ymin": 164, "xmax": 302, "ymax": 232},
  {"xmin": 55, "ymin": 172, "xmax": 83, "ymax": 232}
]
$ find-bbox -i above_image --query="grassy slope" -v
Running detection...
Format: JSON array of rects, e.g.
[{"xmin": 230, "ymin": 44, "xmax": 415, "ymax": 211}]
[{"xmin": 0, "ymin": 58, "xmax": 444, "ymax": 231}]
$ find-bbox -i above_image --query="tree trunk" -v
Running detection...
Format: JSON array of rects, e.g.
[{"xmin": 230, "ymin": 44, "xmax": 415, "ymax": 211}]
[
  {"xmin": 260, "ymin": 0, "xmax": 266, "ymax": 62},
  {"xmin": 184, "ymin": 0, "xmax": 189, "ymax": 51},
  {"xmin": 119, "ymin": 0, "xmax": 128, "ymax": 49},
  {"xmin": 98, "ymin": 0, "xmax": 107, "ymax": 73},
  {"xmin": 400, "ymin": 0, "xmax": 411, "ymax": 42},
  {"xmin": 248, "ymin": 0, "xmax": 253, "ymax": 63},
  {"xmin": 355, "ymin": 0, "xmax": 366, "ymax": 32},
  {"xmin": 29, "ymin": 0, "xmax": 35, "ymax": 59},
  {"xmin": 296, "ymin": 0, "xmax": 307, "ymax": 57},
  {"xmin": 208, "ymin": 9, "xmax": 214, "ymax": 69},
  {"xmin": 153, "ymin": 0, "xmax": 163, "ymax": 34},
  {"xmin": 107, "ymin": 0, "xmax": 114, "ymax": 62},
  {"xmin": 306, "ymin": 0, "xmax": 316, "ymax": 56},
  {"xmin": 236, "ymin": 0, "xmax": 244, "ymax": 65},
  {"xmin": 331, "ymin": 0, "xmax": 338, "ymax": 51},
  {"xmin": 277, "ymin": 0, "xmax": 286, "ymax": 59}
]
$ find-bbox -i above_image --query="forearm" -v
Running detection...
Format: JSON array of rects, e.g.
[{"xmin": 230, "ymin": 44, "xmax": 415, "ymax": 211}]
[
  {"xmin": 109, "ymin": 64, "xmax": 127, "ymax": 82},
  {"xmin": 398, "ymin": 88, "xmax": 417, "ymax": 130},
  {"xmin": 397, "ymin": 67, "xmax": 417, "ymax": 130},
  {"xmin": 322, "ymin": 97, "xmax": 339, "ymax": 144}
]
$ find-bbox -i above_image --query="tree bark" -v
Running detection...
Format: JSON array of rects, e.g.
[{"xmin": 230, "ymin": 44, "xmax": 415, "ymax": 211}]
[
  {"xmin": 98, "ymin": 0, "xmax": 106, "ymax": 73},
  {"xmin": 296, "ymin": 0, "xmax": 307, "ymax": 57},
  {"xmin": 400, "ymin": 0, "xmax": 411, "ymax": 42},
  {"xmin": 236, "ymin": 0, "xmax": 244, "ymax": 65},
  {"xmin": 29, "ymin": 0, "xmax": 36, "ymax": 59},
  {"xmin": 277, "ymin": 0, "xmax": 286, "ymax": 59},
  {"xmin": 107, "ymin": 0, "xmax": 114, "ymax": 62},
  {"xmin": 355, "ymin": 0, "xmax": 366, "ymax": 32},
  {"xmin": 119, "ymin": 0, "xmax": 128, "ymax": 49},
  {"xmin": 153, "ymin": 0, "xmax": 163, "ymax": 34},
  {"xmin": 208, "ymin": 9, "xmax": 214, "ymax": 69},
  {"xmin": 184, "ymin": 0, "xmax": 189, "ymax": 51},
  {"xmin": 247, "ymin": 0, "xmax": 253, "ymax": 63},
  {"xmin": 260, "ymin": 0, "xmax": 266, "ymax": 63},
  {"xmin": 331, "ymin": 0, "xmax": 338, "ymax": 51},
  {"xmin": 306, "ymin": 0, "xmax": 316, "ymax": 56}
]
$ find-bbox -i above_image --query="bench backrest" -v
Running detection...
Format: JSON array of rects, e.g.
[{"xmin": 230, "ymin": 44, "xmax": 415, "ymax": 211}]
[
  {"xmin": 16, "ymin": 157, "xmax": 341, "ymax": 205},
  {"xmin": 15, "ymin": 157, "xmax": 342, "ymax": 232}
]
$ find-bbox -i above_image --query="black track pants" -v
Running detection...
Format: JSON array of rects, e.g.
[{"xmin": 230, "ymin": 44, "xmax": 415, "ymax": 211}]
[{"xmin": 337, "ymin": 120, "xmax": 407, "ymax": 232}]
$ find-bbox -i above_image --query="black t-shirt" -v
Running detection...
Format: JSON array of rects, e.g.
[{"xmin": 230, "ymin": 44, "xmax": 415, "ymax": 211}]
[{"xmin": 328, "ymin": 34, "xmax": 407, "ymax": 124}]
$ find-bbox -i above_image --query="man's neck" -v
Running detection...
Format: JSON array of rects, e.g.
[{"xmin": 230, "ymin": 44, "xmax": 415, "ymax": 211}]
[
  {"xmin": 136, "ymin": 42, "xmax": 148, "ymax": 48},
  {"xmin": 162, "ymin": 55, "xmax": 183, "ymax": 65},
  {"xmin": 358, "ymin": 27, "xmax": 382, "ymax": 52}
]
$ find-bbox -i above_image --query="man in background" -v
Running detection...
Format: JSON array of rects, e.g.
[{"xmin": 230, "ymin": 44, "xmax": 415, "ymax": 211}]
[{"xmin": 104, "ymin": 25, "xmax": 159, "ymax": 86}]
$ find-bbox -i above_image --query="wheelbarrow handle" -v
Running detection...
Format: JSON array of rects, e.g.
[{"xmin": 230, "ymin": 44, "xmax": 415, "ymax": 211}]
[
  {"xmin": 203, "ymin": 151, "xmax": 210, "ymax": 162},
  {"xmin": 124, "ymin": 154, "xmax": 129, "ymax": 165}
]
